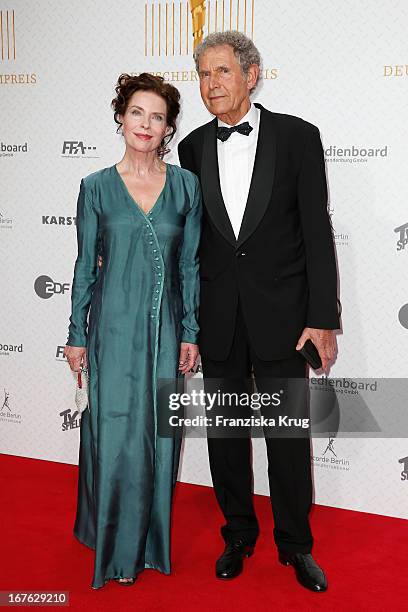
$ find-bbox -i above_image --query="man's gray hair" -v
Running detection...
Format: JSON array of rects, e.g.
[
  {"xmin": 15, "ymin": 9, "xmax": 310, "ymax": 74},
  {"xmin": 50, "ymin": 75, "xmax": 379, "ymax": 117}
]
[{"xmin": 193, "ymin": 30, "xmax": 262, "ymax": 92}]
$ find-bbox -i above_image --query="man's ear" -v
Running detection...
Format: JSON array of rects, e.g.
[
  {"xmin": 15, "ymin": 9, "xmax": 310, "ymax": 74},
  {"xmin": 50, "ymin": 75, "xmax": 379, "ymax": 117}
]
[{"xmin": 247, "ymin": 64, "xmax": 260, "ymax": 91}]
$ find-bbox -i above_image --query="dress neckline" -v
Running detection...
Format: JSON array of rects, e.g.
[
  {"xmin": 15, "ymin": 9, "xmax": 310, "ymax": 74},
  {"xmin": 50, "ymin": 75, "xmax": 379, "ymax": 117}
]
[{"xmin": 113, "ymin": 163, "xmax": 169, "ymax": 217}]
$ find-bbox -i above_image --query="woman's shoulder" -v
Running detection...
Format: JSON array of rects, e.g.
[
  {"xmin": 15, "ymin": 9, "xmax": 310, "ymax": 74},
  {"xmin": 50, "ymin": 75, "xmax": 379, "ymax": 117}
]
[{"xmin": 81, "ymin": 165, "xmax": 115, "ymax": 190}]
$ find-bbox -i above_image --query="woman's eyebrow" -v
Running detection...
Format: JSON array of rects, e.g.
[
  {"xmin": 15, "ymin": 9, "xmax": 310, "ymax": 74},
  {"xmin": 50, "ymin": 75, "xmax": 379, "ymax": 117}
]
[{"xmin": 129, "ymin": 105, "xmax": 165, "ymax": 115}]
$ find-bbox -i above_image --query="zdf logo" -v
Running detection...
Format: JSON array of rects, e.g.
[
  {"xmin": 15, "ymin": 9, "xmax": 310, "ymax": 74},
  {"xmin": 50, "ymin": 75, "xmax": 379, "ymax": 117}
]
[{"xmin": 34, "ymin": 275, "xmax": 70, "ymax": 299}]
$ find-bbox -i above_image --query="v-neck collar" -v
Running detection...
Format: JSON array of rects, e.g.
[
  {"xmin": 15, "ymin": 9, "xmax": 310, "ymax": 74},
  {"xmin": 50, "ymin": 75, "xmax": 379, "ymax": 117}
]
[{"xmin": 113, "ymin": 163, "xmax": 169, "ymax": 217}]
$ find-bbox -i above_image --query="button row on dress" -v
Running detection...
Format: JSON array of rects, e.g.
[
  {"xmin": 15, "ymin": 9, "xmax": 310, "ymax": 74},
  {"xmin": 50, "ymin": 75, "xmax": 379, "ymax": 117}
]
[
  {"xmin": 152, "ymin": 267, "xmax": 162, "ymax": 320},
  {"xmin": 151, "ymin": 216, "xmax": 161, "ymax": 319}
]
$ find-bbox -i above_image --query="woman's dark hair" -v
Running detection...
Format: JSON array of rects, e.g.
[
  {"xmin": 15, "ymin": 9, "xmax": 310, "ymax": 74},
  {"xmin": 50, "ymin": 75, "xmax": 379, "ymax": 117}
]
[{"xmin": 111, "ymin": 73, "xmax": 180, "ymax": 158}]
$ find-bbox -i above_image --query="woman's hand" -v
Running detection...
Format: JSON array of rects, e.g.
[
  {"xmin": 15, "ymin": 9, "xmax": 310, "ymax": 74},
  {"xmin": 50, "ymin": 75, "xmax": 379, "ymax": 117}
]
[
  {"xmin": 178, "ymin": 342, "xmax": 199, "ymax": 374},
  {"xmin": 64, "ymin": 345, "xmax": 87, "ymax": 372}
]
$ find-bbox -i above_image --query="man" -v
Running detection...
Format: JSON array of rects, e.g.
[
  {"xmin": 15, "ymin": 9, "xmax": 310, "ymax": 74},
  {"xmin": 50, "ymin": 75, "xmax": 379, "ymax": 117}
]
[{"xmin": 178, "ymin": 31, "xmax": 339, "ymax": 592}]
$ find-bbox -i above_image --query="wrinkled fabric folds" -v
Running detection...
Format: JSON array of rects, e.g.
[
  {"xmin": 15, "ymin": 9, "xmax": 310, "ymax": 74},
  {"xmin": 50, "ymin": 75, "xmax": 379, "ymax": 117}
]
[{"xmin": 66, "ymin": 163, "xmax": 201, "ymax": 589}]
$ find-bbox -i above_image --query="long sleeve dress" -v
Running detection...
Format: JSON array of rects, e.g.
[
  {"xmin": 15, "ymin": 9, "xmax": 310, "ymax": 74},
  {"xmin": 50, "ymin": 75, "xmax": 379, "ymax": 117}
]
[{"xmin": 66, "ymin": 163, "xmax": 202, "ymax": 589}]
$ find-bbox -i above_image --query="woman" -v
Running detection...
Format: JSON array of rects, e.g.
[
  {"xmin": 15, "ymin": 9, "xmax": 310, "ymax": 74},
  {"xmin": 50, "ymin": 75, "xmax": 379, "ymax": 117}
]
[{"xmin": 64, "ymin": 73, "xmax": 201, "ymax": 589}]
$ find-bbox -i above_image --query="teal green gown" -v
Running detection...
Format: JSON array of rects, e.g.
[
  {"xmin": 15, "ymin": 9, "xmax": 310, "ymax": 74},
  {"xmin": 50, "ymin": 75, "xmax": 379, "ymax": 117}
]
[{"xmin": 66, "ymin": 163, "xmax": 202, "ymax": 589}]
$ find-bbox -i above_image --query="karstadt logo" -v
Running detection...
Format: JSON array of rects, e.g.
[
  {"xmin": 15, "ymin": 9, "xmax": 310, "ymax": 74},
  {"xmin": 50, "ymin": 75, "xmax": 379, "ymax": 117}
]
[
  {"xmin": 324, "ymin": 145, "xmax": 388, "ymax": 164},
  {"xmin": 394, "ymin": 222, "xmax": 408, "ymax": 251},
  {"xmin": 34, "ymin": 275, "xmax": 70, "ymax": 299},
  {"xmin": 61, "ymin": 141, "xmax": 99, "ymax": 158},
  {"xmin": 42, "ymin": 215, "xmax": 76, "ymax": 226},
  {"xmin": 399, "ymin": 456, "xmax": 408, "ymax": 481}
]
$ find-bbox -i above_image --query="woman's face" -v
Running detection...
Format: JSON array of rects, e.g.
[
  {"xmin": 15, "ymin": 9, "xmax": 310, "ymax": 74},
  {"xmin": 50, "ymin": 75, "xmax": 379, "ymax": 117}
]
[{"xmin": 119, "ymin": 89, "xmax": 171, "ymax": 155}]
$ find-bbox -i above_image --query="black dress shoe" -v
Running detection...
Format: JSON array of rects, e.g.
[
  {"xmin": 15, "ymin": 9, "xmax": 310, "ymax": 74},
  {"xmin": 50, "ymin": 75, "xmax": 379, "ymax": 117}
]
[
  {"xmin": 216, "ymin": 539, "xmax": 254, "ymax": 580},
  {"xmin": 278, "ymin": 551, "xmax": 327, "ymax": 592}
]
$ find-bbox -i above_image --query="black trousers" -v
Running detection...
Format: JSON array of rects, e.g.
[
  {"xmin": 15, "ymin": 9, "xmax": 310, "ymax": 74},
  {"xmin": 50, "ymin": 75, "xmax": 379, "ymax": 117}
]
[{"xmin": 201, "ymin": 298, "xmax": 313, "ymax": 554}]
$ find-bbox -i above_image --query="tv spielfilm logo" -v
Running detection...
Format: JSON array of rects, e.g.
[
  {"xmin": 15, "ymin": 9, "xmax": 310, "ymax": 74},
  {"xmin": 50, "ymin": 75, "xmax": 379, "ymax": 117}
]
[
  {"xmin": 60, "ymin": 406, "xmax": 81, "ymax": 432},
  {"xmin": 399, "ymin": 456, "xmax": 408, "ymax": 482},
  {"xmin": 394, "ymin": 222, "xmax": 408, "ymax": 252}
]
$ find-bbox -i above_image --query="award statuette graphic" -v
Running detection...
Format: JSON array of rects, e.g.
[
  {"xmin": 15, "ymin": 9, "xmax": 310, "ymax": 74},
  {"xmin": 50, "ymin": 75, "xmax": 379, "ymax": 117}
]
[
  {"xmin": 2, "ymin": 389, "xmax": 10, "ymax": 411},
  {"xmin": 189, "ymin": 0, "xmax": 206, "ymax": 49},
  {"xmin": 323, "ymin": 435, "xmax": 337, "ymax": 457}
]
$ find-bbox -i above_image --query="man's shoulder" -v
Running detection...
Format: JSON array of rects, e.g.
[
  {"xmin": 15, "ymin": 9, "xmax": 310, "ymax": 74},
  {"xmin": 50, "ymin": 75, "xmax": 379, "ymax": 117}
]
[
  {"xmin": 263, "ymin": 108, "xmax": 320, "ymax": 135},
  {"xmin": 178, "ymin": 118, "xmax": 215, "ymax": 149}
]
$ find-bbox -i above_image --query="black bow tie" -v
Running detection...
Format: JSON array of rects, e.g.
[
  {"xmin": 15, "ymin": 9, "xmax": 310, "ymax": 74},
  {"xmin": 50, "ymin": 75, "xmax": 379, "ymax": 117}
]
[{"xmin": 216, "ymin": 121, "xmax": 253, "ymax": 142}]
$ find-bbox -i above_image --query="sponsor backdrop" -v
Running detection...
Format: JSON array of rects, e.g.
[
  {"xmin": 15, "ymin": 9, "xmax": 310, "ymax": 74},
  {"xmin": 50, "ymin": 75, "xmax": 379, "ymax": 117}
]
[{"xmin": 1, "ymin": 0, "xmax": 407, "ymax": 519}]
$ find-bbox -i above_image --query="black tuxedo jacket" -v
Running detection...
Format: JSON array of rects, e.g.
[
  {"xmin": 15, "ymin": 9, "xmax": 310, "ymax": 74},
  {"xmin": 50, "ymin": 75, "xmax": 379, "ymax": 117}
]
[{"xmin": 178, "ymin": 102, "xmax": 340, "ymax": 361}]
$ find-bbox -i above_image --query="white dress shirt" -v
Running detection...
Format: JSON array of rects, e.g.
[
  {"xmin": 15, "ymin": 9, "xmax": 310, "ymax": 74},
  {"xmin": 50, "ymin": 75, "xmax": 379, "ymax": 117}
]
[{"xmin": 217, "ymin": 103, "xmax": 260, "ymax": 239}]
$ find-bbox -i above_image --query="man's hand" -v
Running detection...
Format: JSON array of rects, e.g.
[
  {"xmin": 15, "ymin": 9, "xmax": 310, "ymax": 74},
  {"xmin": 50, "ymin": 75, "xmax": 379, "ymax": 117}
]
[
  {"xmin": 296, "ymin": 328, "xmax": 336, "ymax": 371},
  {"xmin": 97, "ymin": 255, "xmax": 103, "ymax": 268},
  {"xmin": 178, "ymin": 342, "xmax": 199, "ymax": 374},
  {"xmin": 64, "ymin": 345, "xmax": 87, "ymax": 372}
]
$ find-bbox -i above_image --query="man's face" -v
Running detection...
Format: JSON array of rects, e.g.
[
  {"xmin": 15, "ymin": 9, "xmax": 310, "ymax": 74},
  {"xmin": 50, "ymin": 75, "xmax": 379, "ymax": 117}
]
[{"xmin": 197, "ymin": 44, "xmax": 258, "ymax": 119}]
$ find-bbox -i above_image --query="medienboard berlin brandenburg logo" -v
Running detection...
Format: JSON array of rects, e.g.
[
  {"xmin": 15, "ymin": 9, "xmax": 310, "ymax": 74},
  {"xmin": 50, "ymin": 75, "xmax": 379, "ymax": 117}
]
[{"xmin": 144, "ymin": 0, "xmax": 256, "ymax": 56}]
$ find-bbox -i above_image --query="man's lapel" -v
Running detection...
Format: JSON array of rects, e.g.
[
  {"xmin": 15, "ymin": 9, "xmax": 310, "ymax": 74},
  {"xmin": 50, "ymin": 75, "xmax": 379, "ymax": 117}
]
[
  {"xmin": 236, "ymin": 103, "xmax": 277, "ymax": 248},
  {"xmin": 201, "ymin": 118, "xmax": 236, "ymax": 246}
]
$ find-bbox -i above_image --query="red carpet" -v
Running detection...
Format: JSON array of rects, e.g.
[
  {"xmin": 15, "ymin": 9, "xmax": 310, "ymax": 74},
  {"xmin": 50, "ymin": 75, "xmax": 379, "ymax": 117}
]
[{"xmin": 1, "ymin": 453, "xmax": 407, "ymax": 611}]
